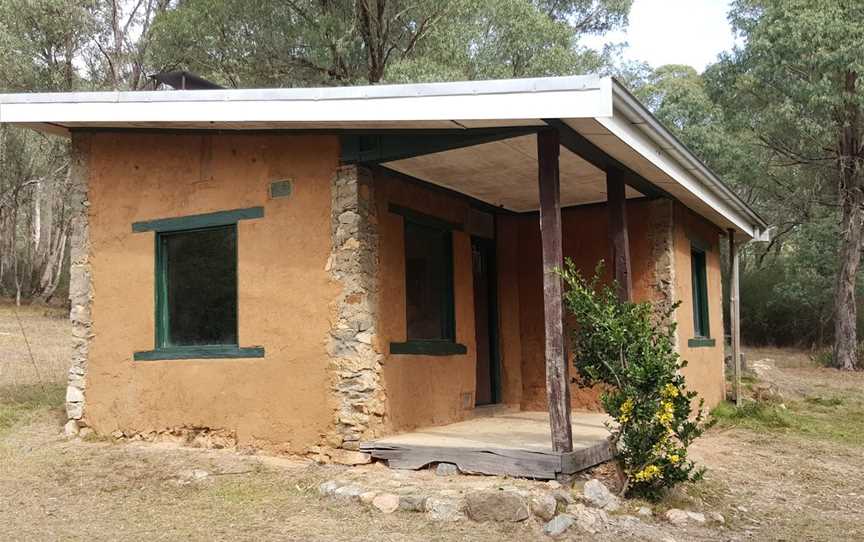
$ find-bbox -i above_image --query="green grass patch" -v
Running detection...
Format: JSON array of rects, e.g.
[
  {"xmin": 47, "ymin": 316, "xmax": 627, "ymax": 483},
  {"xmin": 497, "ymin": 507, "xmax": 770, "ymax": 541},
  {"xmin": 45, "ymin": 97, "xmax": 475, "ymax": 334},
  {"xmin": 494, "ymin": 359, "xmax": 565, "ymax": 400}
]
[
  {"xmin": 711, "ymin": 395, "xmax": 864, "ymax": 447},
  {"xmin": 712, "ymin": 400, "xmax": 798, "ymax": 430},
  {"xmin": 0, "ymin": 384, "xmax": 64, "ymax": 436}
]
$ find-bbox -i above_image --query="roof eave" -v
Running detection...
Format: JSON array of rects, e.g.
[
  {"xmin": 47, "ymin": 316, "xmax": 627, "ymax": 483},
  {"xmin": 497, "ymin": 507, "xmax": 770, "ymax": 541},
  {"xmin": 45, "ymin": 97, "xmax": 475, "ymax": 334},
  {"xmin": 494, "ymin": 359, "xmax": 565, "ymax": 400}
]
[{"xmin": 610, "ymin": 79, "xmax": 770, "ymax": 242}]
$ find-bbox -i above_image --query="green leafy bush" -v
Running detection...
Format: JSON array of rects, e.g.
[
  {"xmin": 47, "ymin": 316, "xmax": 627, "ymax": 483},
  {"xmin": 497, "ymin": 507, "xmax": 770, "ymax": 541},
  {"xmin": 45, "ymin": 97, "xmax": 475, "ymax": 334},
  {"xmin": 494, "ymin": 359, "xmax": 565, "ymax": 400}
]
[{"xmin": 559, "ymin": 260, "xmax": 708, "ymax": 500}]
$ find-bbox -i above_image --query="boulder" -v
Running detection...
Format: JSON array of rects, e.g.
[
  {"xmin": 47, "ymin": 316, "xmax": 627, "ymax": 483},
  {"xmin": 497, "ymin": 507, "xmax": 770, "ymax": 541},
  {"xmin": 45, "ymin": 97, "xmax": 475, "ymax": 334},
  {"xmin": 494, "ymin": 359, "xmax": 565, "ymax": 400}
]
[
  {"xmin": 372, "ymin": 493, "xmax": 400, "ymax": 513},
  {"xmin": 399, "ymin": 494, "xmax": 428, "ymax": 512},
  {"xmin": 333, "ymin": 485, "xmax": 364, "ymax": 501},
  {"xmin": 465, "ymin": 490, "xmax": 529, "ymax": 522},
  {"xmin": 530, "ymin": 494, "xmax": 559, "ymax": 521},
  {"xmin": 435, "ymin": 462, "xmax": 459, "ymax": 476},
  {"xmin": 566, "ymin": 503, "xmax": 608, "ymax": 534},
  {"xmin": 543, "ymin": 514, "xmax": 575, "ymax": 537},
  {"xmin": 583, "ymin": 479, "xmax": 621, "ymax": 511},
  {"xmin": 425, "ymin": 497, "xmax": 464, "ymax": 521},
  {"xmin": 664, "ymin": 508, "xmax": 689, "ymax": 525}
]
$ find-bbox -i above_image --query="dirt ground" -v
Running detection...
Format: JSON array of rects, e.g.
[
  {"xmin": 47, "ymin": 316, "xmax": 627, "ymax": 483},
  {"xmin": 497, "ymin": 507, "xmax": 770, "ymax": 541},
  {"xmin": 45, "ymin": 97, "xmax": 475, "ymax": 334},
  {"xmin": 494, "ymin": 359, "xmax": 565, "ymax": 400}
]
[{"xmin": 1, "ymin": 306, "xmax": 863, "ymax": 541}]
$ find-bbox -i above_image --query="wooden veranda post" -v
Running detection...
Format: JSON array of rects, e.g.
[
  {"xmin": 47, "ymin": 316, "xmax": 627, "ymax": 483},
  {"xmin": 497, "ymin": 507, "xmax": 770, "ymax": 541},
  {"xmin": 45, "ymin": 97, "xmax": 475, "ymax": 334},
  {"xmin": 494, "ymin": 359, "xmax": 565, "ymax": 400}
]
[
  {"xmin": 606, "ymin": 170, "xmax": 632, "ymax": 302},
  {"xmin": 537, "ymin": 129, "xmax": 573, "ymax": 454},
  {"xmin": 728, "ymin": 229, "xmax": 742, "ymax": 406}
]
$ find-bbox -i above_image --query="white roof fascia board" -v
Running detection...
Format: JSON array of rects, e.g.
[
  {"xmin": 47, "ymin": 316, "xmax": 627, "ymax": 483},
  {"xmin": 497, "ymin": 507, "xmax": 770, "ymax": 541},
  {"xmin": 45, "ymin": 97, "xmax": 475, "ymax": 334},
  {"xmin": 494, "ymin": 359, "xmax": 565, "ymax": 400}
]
[
  {"xmin": 605, "ymin": 80, "xmax": 769, "ymax": 241},
  {"xmin": 0, "ymin": 75, "xmax": 609, "ymax": 125}
]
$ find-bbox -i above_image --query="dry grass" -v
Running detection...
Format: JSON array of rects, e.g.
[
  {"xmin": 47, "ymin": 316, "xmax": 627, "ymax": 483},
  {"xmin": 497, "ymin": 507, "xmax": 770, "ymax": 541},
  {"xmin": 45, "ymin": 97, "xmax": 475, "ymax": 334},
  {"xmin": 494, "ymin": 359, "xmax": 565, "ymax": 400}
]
[
  {"xmin": 1, "ymin": 309, "xmax": 864, "ymax": 540},
  {"xmin": 0, "ymin": 303, "xmax": 70, "ymax": 387}
]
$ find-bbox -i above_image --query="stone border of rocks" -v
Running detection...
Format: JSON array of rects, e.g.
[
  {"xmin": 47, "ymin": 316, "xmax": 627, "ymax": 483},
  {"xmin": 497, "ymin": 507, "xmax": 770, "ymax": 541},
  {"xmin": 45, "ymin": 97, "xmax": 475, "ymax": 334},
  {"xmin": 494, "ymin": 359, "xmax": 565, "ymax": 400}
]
[{"xmin": 317, "ymin": 473, "xmax": 725, "ymax": 538}]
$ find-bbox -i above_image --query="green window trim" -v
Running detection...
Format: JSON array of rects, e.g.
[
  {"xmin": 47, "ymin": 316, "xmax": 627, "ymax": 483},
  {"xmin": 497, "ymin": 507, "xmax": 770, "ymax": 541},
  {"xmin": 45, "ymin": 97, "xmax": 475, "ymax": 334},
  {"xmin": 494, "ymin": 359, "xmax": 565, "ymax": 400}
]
[
  {"xmin": 132, "ymin": 206, "xmax": 264, "ymax": 233},
  {"xmin": 134, "ymin": 208, "xmax": 265, "ymax": 362},
  {"xmin": 687, "ymin": 337, "xmax": 716, "ymax": 348},
  {"xmin": 390, "ymin": 340, "xmax": 467, "ymax": 356},
  {"xmin": 393, "ymin": 204, "xmax": 461, "ymax": 355},
  {"xmin": 134, "ymin": 345, "xmax": 265, "ymax": 361},
  {"xmin": 690, "ymin": 245, "xmax": 711, "ymax": 342}
]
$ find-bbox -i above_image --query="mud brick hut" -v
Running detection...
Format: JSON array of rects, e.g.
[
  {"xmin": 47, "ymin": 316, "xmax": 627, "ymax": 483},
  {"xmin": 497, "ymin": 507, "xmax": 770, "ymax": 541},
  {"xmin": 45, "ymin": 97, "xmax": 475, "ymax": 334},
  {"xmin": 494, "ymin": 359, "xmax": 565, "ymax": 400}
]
[{"xmin": 0, "ymin": 76, "xmax": 768, "ymax": 478}]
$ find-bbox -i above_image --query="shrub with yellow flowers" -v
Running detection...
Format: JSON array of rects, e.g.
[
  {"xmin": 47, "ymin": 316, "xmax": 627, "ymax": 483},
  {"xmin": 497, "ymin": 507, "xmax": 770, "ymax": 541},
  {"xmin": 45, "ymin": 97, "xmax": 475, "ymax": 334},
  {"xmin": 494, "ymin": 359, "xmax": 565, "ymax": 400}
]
[{"xmin": 559, "ymin": 261, "xmax": 709, "ymax": 501}]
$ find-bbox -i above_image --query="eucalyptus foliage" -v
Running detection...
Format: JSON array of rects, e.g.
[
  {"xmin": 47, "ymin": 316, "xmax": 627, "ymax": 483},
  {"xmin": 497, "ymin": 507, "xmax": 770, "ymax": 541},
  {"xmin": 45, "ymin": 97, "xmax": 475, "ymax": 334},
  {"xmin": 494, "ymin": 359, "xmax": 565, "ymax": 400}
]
[
  {"xmin": 708, "ymin": 0, "xmax": 864, "ymax": 368},
  {"xmin": 147, "ymin": 0, "xmax": 632, "ymax": 87},
  {"xmin": 560, "ymin": 261, "xmax": 707, "ymax": 500}
]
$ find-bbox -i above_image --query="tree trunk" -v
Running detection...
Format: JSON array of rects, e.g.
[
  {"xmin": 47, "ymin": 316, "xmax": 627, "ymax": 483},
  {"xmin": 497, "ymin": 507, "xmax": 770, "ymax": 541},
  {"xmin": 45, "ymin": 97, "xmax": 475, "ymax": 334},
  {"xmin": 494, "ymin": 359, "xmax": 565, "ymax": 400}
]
[
  {"xmin": 832, "ymin": 192, "xmax": 862, "ymax": 370},
  {"xmin": 832, "ymin": 70, "xmax": 862, "ymax": 371}
]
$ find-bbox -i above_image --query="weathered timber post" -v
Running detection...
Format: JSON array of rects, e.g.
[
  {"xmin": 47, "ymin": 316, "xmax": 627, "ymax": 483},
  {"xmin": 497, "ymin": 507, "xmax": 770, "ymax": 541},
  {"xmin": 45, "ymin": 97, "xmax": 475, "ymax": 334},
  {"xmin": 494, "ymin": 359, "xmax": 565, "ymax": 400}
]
[
  {"xmin": 728, "ymin": 229, "xmax": 742, "ymax": 406},
  {"xmin": 537, "ymin": 129, "xmax": 573, "ymax": 453},
  {"xmin": 606, "ymin": 169, "xmax": 632, "ymax": 302}
]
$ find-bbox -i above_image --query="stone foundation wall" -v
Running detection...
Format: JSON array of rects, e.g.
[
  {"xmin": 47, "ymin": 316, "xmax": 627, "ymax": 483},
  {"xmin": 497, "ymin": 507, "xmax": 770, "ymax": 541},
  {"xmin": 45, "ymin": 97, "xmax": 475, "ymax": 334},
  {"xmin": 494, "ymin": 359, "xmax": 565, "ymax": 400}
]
[
  {"xmin": 648, "ymin": 198, "xmax": 678, "ymax": 347},
  {"xmin": 326, "ymin": 165, "xmax": 386, "ymax": 450},
  {"xmin": 65, "ymin": 133, "xmax": 93, "ymax": 436}
]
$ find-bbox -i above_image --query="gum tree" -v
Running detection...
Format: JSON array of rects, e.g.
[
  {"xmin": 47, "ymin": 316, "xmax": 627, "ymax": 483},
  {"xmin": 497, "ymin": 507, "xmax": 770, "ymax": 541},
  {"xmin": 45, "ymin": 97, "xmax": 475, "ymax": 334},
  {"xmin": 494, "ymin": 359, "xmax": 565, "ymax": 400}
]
[{"xmin": 709, "ymin": 0, "xmax": 864, "ymax": 369}]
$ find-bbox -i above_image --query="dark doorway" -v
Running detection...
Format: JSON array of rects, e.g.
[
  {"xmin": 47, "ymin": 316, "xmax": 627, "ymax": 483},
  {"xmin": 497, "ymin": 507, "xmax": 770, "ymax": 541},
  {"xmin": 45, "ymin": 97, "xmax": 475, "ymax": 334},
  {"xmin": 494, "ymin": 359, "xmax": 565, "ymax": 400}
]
[{"xmin": 472, "ymin": 236, "xmax": 501, "ymax": 406}]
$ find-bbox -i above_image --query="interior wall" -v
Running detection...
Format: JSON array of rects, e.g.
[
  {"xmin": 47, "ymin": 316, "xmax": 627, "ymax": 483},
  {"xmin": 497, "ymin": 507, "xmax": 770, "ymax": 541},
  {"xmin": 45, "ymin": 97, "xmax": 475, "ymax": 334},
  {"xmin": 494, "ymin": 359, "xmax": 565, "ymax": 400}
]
[
  {"xmin": 84, "ymin": 132, "xmax": 339, "ymax": 451},
  {"xmin": 375, "ymin": 170, "xmax": 478, "ymax": 433},
  {"xmin": 672, "ymin": 202, "xmax": 727, "ymax": 409}
]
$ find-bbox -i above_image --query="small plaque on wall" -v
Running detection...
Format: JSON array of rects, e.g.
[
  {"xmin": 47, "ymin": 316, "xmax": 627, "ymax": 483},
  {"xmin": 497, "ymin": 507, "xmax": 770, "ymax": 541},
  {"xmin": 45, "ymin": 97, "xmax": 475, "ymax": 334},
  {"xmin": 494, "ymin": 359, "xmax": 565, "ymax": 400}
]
[{"xmin": 269, "ymin": 179, "xmax": 293, "ymax": 199}]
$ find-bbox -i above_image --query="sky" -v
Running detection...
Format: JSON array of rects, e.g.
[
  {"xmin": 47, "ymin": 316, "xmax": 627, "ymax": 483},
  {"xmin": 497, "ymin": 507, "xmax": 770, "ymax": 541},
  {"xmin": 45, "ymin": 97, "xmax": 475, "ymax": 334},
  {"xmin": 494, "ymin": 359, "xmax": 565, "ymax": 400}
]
[{"xmin": 581, "ymin": 0, "xmax": 738, "ymax": 72}]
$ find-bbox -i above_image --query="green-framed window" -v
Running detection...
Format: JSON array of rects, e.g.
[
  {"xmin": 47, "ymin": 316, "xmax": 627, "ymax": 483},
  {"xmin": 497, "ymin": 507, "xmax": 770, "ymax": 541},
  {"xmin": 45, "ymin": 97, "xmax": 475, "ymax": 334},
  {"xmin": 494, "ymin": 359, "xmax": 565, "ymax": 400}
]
[
  {"xmin": 688, "ymin": 247, "xmax": 714, "ymax": 348},
  {"xmin": 389, "ymin": 205, "xmax": 466, "ymax": 356},
  {"xmin": 133, "ymin": 207, "xmax": 265, "ymax": 361}
]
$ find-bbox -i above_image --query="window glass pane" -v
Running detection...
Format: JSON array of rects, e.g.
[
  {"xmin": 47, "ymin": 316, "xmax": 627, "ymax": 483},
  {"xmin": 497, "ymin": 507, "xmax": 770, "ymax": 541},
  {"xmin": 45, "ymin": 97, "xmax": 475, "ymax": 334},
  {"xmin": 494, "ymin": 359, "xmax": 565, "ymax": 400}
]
[
  {"xmin": 404, "ymin": 221, "xmax": 453, "ymax": 340},
  {"xmin": 690, "ymin": 249, "xmax": 708, "ymax": 337},
  {"xmin": 163, "ymin": 226, "xmax": 237, "ymax": 346}
]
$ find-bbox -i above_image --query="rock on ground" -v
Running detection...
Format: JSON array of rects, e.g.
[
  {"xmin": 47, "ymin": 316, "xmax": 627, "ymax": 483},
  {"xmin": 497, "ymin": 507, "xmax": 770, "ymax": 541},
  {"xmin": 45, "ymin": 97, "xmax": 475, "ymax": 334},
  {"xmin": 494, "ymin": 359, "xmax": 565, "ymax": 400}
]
[
  {"xmin": 583, "ymin": 479, "xmax": 621, "ymax": 511},
  {"xmin": 425, "ymin": 497, "xmax": 464, "ymax": 522},
  {"xmin": 399, "ymin": 494, "xmax": 428, "ymax": 512},
  {"xmin": 530, "ymin": 494, "xmax": 559, "ymax": 521},
  {"xmin": 371, "ymin": 493, "xmax": 400, "ymax": 513},
  {"xmin": 333, "ymin": 485, "xmax": 364, "ymax": 500},
  {"xmin": 543, "ymin": 514, "xmax": 575, "ymax": 537},
  {"xmin": 664, "ymin": 508, "xmax": 690, "ymax": 525},
  {"xmin": 465, "ymin": 490, "xmax": 529, "ymax": 522},
  {"xmin": 566, "ymin": 503, "xmax": 609, "ymax": 534},
  {"xmin": 435, "ymin": 463, "xmax": 459, "ymax": 476}
]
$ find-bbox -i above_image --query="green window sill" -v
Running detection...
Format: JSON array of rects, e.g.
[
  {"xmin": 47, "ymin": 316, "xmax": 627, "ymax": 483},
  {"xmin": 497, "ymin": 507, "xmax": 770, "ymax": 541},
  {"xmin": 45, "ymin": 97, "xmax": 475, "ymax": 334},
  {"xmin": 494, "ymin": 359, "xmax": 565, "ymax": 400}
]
[
  {"xmin": 390, "ymin": 340, "xmax": 467, "ymax": 356},
  {"xmin": 687, "ymin": 337, "xmax": 716, "ymax": 348},
  {"xmin": 134, "ymin": 345, "xmax": 265, "ymax": 361}
]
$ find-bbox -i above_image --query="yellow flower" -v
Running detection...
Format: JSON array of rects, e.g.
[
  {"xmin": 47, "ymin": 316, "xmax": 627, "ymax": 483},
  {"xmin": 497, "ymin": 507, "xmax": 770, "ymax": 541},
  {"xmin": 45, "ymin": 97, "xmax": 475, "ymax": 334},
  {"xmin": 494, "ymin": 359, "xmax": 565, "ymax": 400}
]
[
  {"xmin": 669, "ymin": 454, "xmax": 680, "ymax": 464},
  {"xmin": 656, "ymin": 400, "xmax": 675, "ymax": 426},
  {"xmin": 618, "ymin": 398, "xmax": 634, "ymax": 423},
  {"xmin": 633, "ymin": 465, "xmax": 662, "ymax": 482},
  {"xmin": 661, "ymin": 383, "xmax": 679, "ymax": 399}
]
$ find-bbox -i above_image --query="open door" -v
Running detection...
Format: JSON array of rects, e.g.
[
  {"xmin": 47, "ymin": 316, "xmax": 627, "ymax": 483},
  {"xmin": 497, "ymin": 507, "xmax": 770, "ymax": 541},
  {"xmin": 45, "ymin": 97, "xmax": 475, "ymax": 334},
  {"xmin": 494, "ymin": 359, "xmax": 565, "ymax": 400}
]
[{"xmin": 472, "ymin": 236, "xmax": 500, "ymax": 406}]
